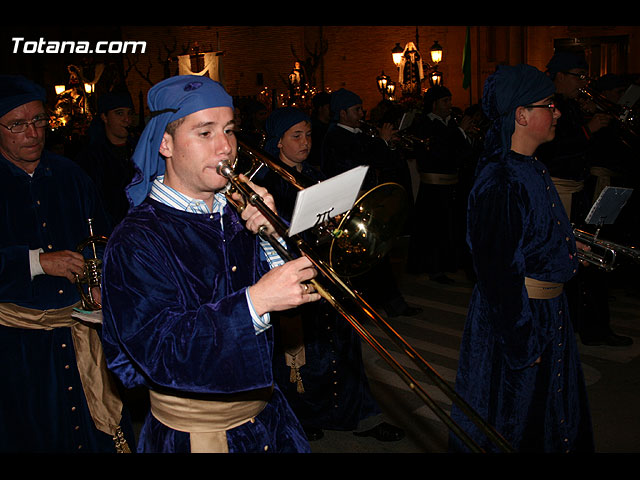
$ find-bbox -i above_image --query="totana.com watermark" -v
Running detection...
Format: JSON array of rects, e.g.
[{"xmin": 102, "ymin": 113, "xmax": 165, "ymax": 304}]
[{"xmin": 11, "ymin": 37, "xmax": 146, "ymax": 54}]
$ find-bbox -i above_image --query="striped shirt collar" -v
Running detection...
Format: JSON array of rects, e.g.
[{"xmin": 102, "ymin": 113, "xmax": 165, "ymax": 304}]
[{"xmin": 149, "ymin": 175, "xmax": 227, "ymax": 214}]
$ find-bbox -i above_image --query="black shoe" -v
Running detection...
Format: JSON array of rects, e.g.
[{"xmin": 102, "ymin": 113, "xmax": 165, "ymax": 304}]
[
  {"xmin": 304, "ymin": 427, "xmax": 324, "ymax": 441},
  {"xmin": 582, "ymin": 333, "xmax": 633, "ymax": 347},
  {"xmin": 353, "ymin": 422, "xmax": 404, "ymax": 442}
]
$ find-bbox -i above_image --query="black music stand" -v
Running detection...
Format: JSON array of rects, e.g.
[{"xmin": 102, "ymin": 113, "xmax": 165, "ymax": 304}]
[{"xmin": 584, "ymin": 186, "xmax": 633, "ymax": 238}]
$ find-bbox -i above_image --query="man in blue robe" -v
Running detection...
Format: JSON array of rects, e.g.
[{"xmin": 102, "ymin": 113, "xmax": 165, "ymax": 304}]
[
  {"xmin": 0, "ymin": 75, "xmax": 133, "ymax": 452},
  {"xmin": 100, "ymin": 75, "xmax": 320, "ymax": 453},
  {"xmin": 449, "ymin": 65, "xmax": 594, "ymax": 453}
]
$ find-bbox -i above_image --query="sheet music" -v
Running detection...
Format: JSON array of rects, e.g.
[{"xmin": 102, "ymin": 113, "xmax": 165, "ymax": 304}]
[
  {"xmin": 288, "ymin": 166, "xmax": 369, "ymax": 236},
  {"xmin": 619, "ymin": 84, "xmax": 640, "ymax": 108},
  {"xmin": 585, "ymin": 186, "xmax": 633, "ymax": 225}
]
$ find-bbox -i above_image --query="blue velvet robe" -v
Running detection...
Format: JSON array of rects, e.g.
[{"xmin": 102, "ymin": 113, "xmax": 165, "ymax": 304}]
[
  {"xmin": 101, "ymin": 198, "xmax": 310, "ymax": 453},
  {"xmin": 258, "ymin": 161, "xmax": 381, "ymax": 431},
  {"xmin": 0, "ymin": 151, "xmax": 131, "ymax": 453},
  {"xmin": 449, "ymin": 151, "xmax": 594, "ymax": 453}
]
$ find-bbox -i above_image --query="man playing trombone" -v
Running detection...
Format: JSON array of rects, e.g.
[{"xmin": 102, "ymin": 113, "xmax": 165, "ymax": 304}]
[{"xmin": 100, "ymin": 75, "xmax": 320, "ymax": 453}]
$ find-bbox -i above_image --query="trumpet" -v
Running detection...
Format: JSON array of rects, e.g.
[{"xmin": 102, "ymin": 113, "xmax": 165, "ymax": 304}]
[
  {"xmin": 574, "ymin": 227, "xmax": 640, "ymax": 272},
  {"xmin": 360, "ymin": 120, "xmax": 430, "ymax": 150},
  {"xmin": 217, "ymin": 140, "xmax": 514, "ymax": 453},
  {"xmin": 75, "ymin": 218, "xmax": 108, "ymax": 310},
  {"xmin": 578, "ymin": 84, "xmax": 639, "ymax": 145}
]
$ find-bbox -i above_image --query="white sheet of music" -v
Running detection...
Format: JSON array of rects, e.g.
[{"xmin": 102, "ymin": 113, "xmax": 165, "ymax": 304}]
[{"xmin": 288, "ymin": 165, "xmax": 368, "ymax": 236}]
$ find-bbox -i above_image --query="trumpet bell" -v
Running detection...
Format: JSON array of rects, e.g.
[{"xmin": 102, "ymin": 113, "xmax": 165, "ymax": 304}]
[
  {"xmin": 75, "ymin": 233, "xmax": 108, "ymax": 311},
  {"xmin": 330, "ymin": 182, "xmax": 409, "ymax": 277}
]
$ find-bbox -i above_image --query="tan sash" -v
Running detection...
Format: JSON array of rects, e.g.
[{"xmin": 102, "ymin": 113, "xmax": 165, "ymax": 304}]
[
  {"xmin": 0, "ymin": 302, "xmax": 130, "ymax": 452},
  {"xmin": 551, "ymin": 177, "xmax": 584, "ymax": 219},
  {"xmin": 589, "ymin": 166, "xmax": 617, "ymax": 203},
  {"xmin": 149, "ymin": 387, "xmax": 271, "ymax": 453},
  {"xmin": 420, "ymin": 172, "xmax": 459, "ymax": 185},
  {"xmin": 524, "ymin": 277, "xmax": 564, "ymax": 299}
]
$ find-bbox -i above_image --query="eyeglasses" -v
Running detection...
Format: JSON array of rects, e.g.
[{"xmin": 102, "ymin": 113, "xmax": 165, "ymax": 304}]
[
  {"xmin": 524, "ymin": 102, "xmax": 556, "ymax": 111},
  {"xmin": 0, "ymin": 116, "xmax": 49, "ymax": 133},
  {"xmin": 563, "ymin": 71, "xmax": 589, "ymax": 81}
]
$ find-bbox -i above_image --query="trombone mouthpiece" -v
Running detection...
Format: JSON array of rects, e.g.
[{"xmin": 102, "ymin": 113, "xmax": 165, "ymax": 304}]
[{"xmin": 217, "ymin": 160, "xmax": 233, "ymax": 178}]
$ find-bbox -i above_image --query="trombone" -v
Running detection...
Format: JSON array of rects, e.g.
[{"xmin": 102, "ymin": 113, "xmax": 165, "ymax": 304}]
[
  {"xmin": 574, "ymin": 227, "xmax": 640, "ymax": 272},
  {"xmin": 217, "ymin": 141, "xmax": 514, "ymax": 453}
]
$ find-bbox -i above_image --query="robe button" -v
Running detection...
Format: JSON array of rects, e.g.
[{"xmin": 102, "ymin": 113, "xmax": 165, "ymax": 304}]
[
  {"xmin": 231, "ymin": 265, "xmax": 237, "ymax": 272},
  {"xmin": 58, "ymin": 289, "xmax": 64, "ymax": 294},
  {"xmin": 263, "ymin": 445, "xmax": 269, "ymax": 452}
]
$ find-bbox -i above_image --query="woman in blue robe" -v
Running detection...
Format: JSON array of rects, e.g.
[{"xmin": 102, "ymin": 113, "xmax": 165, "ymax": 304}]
[{"xmin": 449, "ymin": 65, "xmax": 594, "ymax": 453}]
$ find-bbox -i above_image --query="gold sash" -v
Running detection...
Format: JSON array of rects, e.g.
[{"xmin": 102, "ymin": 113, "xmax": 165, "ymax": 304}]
[
  {"xmin": 0, "ymin": 302, "xmax": 130, "ymax": 452},
  {"xmin": 420, "ymin": 172, "xmax": 459, "ymax": 185},
  {"xmin": 550, "ymin": 177, "xmax": 584, "ymax": 219},
  {"xmin": 149, "ymin": 386, "xmax": 272, "ymax": 453},
  {"xmin": 589, "ymin": 166, "xmax": 617, "ymax": 203},
  {"xmin": 524, "ymin": 277, "xmax": 564, "ymax": 299}
]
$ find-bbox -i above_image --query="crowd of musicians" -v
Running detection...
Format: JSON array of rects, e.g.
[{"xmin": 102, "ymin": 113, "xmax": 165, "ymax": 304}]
[{"xmin": 1, "ymin": 47, "xmax": 638, "ymax": 454}]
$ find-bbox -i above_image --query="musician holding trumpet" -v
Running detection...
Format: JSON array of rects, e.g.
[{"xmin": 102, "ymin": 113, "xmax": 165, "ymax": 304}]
[
  {"xmin": 536, "ymin": 51, "xmax": 632, "ymax": 347},
  {"xmin": 100, "ymin": 75, "xmax": 320, "ymax": 453},
  {"xmin": 450, "ymin": 64, "xmax": 594, "ymax": 453}
]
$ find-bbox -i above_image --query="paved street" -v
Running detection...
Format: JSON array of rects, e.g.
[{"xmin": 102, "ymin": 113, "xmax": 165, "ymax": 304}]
[{"xmin": 308, "ymin": 241, "xmax": 640, "ymax": 454}]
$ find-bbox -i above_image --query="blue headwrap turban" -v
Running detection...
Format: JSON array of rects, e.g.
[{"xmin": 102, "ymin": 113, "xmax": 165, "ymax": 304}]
[
  {"xmin": 264, "ymin": 106, "xmax": 311, "ymax": 157},
  {"xmin": 0, "ymin": 75, "xmax": 46, "ymax": 118},
  {"xmin": 126, "ymin": 75, "xmax": 234, "ymax": 207},
  {"xmin": 330, "ymin": 88, "xmax": 362, "ymax": 122},
  {"xmin": 545, "ymin": 51, "xmax": 589, "ymax": 78},
  {"xmin": 97, "ymin": 91, "xmax": 134, "ymax": 115},
  {"xmin": 479, "ymin": 64, "xmax": 555, "ymax": 170}
]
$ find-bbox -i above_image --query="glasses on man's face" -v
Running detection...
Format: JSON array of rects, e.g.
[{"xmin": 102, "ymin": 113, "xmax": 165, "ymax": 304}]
[
  {"xmin": 0, "ymin": 115, "xmax": 49, "ymax": 133},
  {"xmin": 524, "ymin": 102, "xmax": 556, "ymax": 111},
  {"xmin": 564, "ymin": 71, "xmax": 589, "ymax": 82}
]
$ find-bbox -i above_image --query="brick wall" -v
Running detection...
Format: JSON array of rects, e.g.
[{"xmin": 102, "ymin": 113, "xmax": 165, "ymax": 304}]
[{"xmin": 85, "ymin": 25, "xmax": 640, "ymax": 121}]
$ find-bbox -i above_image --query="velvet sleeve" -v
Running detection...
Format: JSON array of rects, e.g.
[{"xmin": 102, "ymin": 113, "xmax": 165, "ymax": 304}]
[
  {"xmin": 101, "ymin": 220, "xmax": 273, "ymax": 395},
  {"xmin": 468, "ymin": 174, "xmax": 545, "ymax": 370}
]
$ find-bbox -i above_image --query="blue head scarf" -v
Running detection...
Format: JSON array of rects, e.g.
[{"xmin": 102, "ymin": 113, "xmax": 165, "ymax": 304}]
[
  {"xmin": 479, "ymin": 64, "xmax": 555, "ymax": 170},
  {"xmin": 330, "ymin": 88, "xmax": 362, "ymax": 122},
  {"xmin": 126, "ymin": 75, "xmax": 234, "ymax": 207},
  {"xmin": 545, "ymin": 51, "xmax": 588, "ymax": 79},
  {"xmin": 0, "ymin": 75, "xmax": 46, "ymax": 118},
  {"xmin": 264, "ymin": 106, "xmax": 311, "ymax": 157}
]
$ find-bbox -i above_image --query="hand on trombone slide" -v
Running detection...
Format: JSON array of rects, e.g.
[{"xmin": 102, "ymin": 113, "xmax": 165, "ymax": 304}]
[{"xmin": 248, "ymin": 256, "xmax": 321, "ymax": 316}]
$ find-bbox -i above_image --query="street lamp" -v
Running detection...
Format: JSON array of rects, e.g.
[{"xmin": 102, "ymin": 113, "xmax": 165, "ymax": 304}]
[
  {"xmin": 376, "ymin": 70, "xmax": 391, "ymax": 99},
  {"xmin": 430, "ymin": 40, "xmax": 443, "ymax": 64},
  {"xmin": 391, "ymin": 43, "xmax": 404, "ymax": 68}
]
